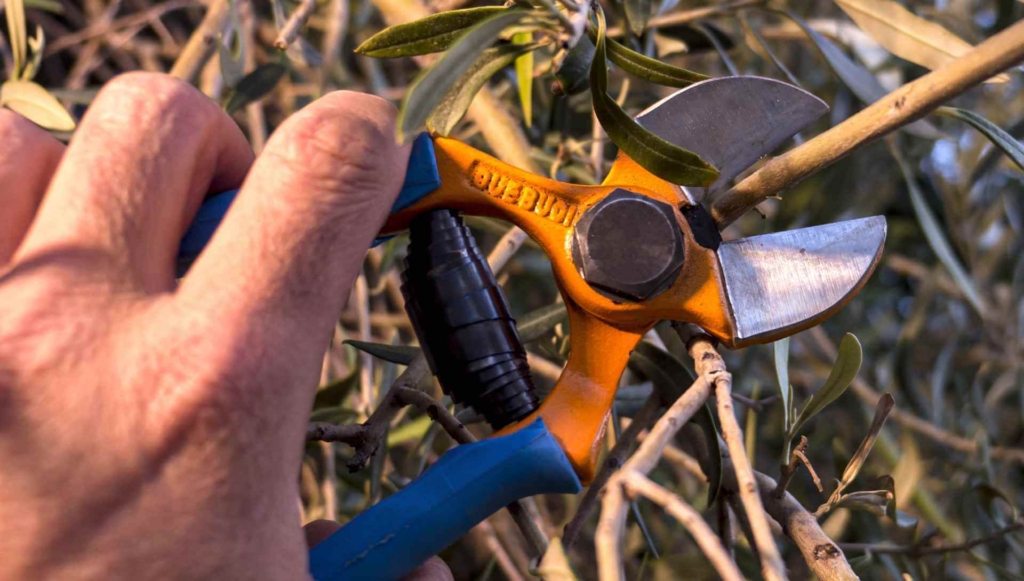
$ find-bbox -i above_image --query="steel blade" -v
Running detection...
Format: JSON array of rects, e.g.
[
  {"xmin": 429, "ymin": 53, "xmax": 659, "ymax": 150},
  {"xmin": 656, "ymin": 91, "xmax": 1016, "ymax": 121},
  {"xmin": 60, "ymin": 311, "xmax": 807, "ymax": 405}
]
[
  {"xmin": 718, "ymin": 216, "xmax": 886, "ymax": 345},
  {"xmin": 634, "ymin": 76, "xmax": 828, "ymax": 198}
]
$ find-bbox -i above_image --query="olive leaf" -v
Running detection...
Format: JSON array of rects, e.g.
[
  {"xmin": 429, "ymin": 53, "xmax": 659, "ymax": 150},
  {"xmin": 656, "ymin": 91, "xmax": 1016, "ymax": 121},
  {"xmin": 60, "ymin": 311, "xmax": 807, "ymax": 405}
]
[
  {"xmin": 832, "ymin": 489, "xmax": 892, "ymax": 515},
  {"xmin": 426, "ymin": 42, "xmax": 539, "ymax": 136},
  {"xmin": 223, "ymin": 62, "xmax": 287, "ymax": 114},
  {"xmin": 5, "ymin": 0, "xmax": 27, "ymax": 79},
  {"xmin": 831, "ymin": 0, "xmax": 1008, "ymax": 82},
  {"xmin": 356, "ymin": 7, "xmax": 508, "ymax": 58},
  {"xmin": 388, "ymin": 415, "xmax": 435, "ymax": 446},
  {"xmin": 553, "ymin": 35, "xmax": 595, "ymax": 95},
  {"xmin": 624, "ymin": 0, "xmax": 652, "ymax": 36},
  {"xmin": 518, "ymin": 302, "xmax": 569, "ymax": 342},
  {"xmin": 840, "ymin": 393, "xmax": 894, "ymax": 487},
  {"xmin": 891, "ymin": 145, "xmax": 988, "ymax": 317},
  {"xmin": 590, "ymin": 9, "xmax": 718, "ymax": 187},
  {"xmin": 975, "ymin": 482, "xmax": 1018, "ymax": 523},
  {"xmin": 397, "ymin": 9, "xmax": 530, "ymax": 141},
  {"xmin": 24, "ymin": 0, "xmax": 63, "ymax": 12},
  {"xmin": 790, "ymin": 333, "xmax": 863, "ymax": 438},
  {"xmin": 0, "ymin": 80, "xmax": 76, "ymax": 131},
  {"xmin": 513, "ymin": 31, "xmax": 534, "ymax": 127},
  {"xmin": 937, "ymin": 107, "xmax": 1024, "ymax": 173},
  {"xmin": 628, "ymin": 342, "xmax": 722, "ymax": 505},
  {"xmin": 343, "ymin": 340, "xmax": 420, "ymax": 365},
  {"xmin": 773, "ymin": 337, "xmax": 791, "ymax": 434},
  {"xmin": 601, "ymin": 34, "xmax": 708, "ymax": 88},
  {"xmin": 775, "ymin": 9, "xmax": 942, "ymax": 140},
  {"xmin": 218, "ymin": 1, "xmax": 246, "ymax": 89}
]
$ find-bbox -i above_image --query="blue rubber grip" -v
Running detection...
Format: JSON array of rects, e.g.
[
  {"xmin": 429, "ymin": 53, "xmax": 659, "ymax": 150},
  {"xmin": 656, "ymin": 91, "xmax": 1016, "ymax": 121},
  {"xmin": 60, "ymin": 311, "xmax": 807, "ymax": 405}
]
[
  {"xmin": 308, "ymin": 419, "xmax": 582, "ymax": 581},
  {"xmin": 176, "ymin": 132, "xmax": 439, "ymax": 271}
]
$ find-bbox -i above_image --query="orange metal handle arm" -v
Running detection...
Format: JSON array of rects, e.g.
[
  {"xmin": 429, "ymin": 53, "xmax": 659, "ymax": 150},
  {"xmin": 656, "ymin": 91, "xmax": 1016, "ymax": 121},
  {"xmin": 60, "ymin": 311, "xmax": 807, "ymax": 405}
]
[{"xmin": 385, "ymin": 137, "xmax": 736, "ymax": 483}]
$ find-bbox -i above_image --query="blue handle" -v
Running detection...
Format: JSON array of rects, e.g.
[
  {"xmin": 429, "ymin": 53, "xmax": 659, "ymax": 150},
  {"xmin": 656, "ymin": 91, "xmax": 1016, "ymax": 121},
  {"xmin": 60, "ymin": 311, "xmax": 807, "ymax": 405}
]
[
  {"xmin": 176, "ymin": 132, "xmax": 439, "ymax": 272},
  {"xmin": 308, "ymin": 419, "xmax": 582, "ymax": 581}
]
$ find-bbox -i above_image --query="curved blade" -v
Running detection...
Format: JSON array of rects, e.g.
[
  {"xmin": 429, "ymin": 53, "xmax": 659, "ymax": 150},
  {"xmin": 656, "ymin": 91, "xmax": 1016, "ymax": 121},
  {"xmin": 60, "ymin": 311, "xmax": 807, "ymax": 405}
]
[
  {"xmin": 634, "ymin": 76, "xmax": 828, "ymax": 198},
  {"xmin": 718, "ymin": 216, "xmax": 886, "ymax": 346}
]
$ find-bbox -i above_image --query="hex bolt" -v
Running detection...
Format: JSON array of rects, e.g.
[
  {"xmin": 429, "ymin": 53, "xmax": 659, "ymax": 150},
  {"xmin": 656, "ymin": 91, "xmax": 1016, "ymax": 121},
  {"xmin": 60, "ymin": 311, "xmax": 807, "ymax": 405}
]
[{"xmin": 571, "ymin": 189, "xmax": 685, "ymax": 302}]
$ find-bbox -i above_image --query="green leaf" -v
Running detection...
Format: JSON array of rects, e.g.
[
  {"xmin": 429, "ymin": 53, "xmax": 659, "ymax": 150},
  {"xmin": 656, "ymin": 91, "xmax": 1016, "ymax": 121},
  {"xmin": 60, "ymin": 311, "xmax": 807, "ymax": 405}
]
[
  {"xmin": 589, "ymin": 9, "xmax": 718, "ymax": 187},
  {"xmin": 839, "ymin": 393, "xmax": 894, "ymax": 489},
  {"xmin": 937, "ymin": 107, "xmax": 1024, "ymax": 173},
  {"xmin": 397, "ymin": 8, "xmax": 530, "ymax": 142},
  {"xmin": 24, "ymin": 0, "xmax": 63, "ymax": 12},
  {"xmin": 974, "ymin": 483, "xmax": 1018, "ymax": 524},
  {"xmin": 891, "ymin": 145, "xmax": 989, "ymax": 317},
  {"xmin": 624, "ymin": 0, "xmax": 652, "ymax": 36},
  {"xmin": 518, "ymin": 303, "xmax": 569, "ymax": 342},
  {"xmin": 426, "ymin": 43, "xmax": 537, "ymax": 136},
  {"xmin": 833, "ymin": 490, "xmax": 891, "ymax": 515},
  {"xmin": 356, "ymin": 7, "xmax": 509, "ymax": 58},
  {"xmin": 774, "ymin": 9, "xmax": 942, "ymax": 140},
  {"xmin": 773, "ymin": 337, "xmax": 791, "ymax": 432},
  {"xmin": 6, "ymin": 0, "xmax": 27, "ymax": 79},
  {"xmin": 791, "ymin": 333, "xmax": 862, "ymax": 436},
  {"xmin": 223, "ymin": 62, "xmax": 287, "ymax": 114},
  {"xmin": 388, "ymin": 414, "xmax": 434, "ymax": 446},
  {"xmin": 343, "ymin": 340, "xmax": 420, "ymax": 365},
  {"xmin": 602, "ymin": 36, "xmax": 707, "ymax": 88},
  {"xmin": 513, "ymin": 31, "xmax": 533, "ymax": 127},
  {"xmin": 309, "ymin": 404, "xmax": 359, "ymax": 423},
  {"xmin": 553, "ymin": 35, "xmax": 594, "ymax": 96},
  {"xmin": 629, "ymin": 342, "xmax": 721, "ymax": 504},
  {"xmin": 218, "ymin": 20, "xmax": 246, "ymax": 88},
  {"xmin": 0, "ymin": 80, "xmax": 75, "ymax": 131}
]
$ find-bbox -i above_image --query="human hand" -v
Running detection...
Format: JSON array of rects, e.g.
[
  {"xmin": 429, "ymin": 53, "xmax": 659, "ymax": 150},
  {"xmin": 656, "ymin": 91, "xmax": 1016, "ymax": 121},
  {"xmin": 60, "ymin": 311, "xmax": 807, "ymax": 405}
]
[{"xmin": 0, "ymin": 72, "xmax": 449, "ymax": 580}]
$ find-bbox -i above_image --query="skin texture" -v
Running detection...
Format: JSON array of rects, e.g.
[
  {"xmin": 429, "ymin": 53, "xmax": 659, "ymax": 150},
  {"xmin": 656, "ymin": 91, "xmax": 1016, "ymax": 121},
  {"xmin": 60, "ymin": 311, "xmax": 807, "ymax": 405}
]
[{"xmin": 0, "ymin": 72, "xmax": 450, "ymax": 581}]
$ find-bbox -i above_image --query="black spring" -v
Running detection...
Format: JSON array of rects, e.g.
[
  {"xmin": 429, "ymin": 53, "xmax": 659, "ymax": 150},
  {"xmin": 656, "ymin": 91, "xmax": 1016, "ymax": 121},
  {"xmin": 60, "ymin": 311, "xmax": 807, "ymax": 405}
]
[{"xmin": 400, "ymin": 210, "xmax": 539, "ymax": 429}]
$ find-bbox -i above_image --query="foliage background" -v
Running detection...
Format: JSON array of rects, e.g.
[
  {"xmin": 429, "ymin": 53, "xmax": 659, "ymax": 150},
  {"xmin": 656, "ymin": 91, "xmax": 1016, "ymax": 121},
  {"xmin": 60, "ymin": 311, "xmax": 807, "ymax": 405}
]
[{"xmin": 3, "ymin": 0, "xmax": 1024, "ymax": 578}]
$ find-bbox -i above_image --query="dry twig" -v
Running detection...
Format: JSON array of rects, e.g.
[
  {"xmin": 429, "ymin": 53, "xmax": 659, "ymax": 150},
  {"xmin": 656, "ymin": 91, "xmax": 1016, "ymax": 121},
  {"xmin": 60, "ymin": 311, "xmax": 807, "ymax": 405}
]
[
  {"xmin": 694, "ymin": 336, "xmax": 788, "ymax": 581},
  {"xmin": 274, "ymin": 0, "xmax": 316, "ymax": 50},
  {"xmin": 775, "ymin": 436, "xmax": 823, "ymax": 497}
]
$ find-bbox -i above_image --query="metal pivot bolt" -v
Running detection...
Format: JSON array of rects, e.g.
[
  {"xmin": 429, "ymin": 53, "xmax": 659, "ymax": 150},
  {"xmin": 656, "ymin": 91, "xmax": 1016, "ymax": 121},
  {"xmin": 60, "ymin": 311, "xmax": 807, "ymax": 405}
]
[{"xmin": 571, "ymin": 190, "xmax": 685, "ymax": 302}]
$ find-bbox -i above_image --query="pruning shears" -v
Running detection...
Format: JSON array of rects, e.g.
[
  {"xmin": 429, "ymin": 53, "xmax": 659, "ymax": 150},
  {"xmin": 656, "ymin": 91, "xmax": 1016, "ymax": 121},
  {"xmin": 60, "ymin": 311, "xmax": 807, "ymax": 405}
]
[{"xmin": 177, "ymin": 76, "xmax": 887, "ymax": 580}]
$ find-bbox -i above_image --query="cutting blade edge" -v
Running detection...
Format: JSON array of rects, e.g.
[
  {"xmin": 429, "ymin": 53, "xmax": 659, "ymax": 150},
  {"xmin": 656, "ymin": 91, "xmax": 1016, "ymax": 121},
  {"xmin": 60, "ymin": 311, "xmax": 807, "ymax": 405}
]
[
  {"xmin": 634, "ymin": 76, "xmax": 828, "ymax": 198},
  {"xmin": 717, "ymin": 216, "xmax": 886, "ymax": 346}
]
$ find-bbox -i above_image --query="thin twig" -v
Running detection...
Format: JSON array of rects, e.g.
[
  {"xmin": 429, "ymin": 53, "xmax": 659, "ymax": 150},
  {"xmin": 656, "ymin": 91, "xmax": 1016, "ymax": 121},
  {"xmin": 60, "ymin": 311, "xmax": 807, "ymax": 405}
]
[
  {"xmin": 274, "ymin": 0, "xmax": 316, "ymax": 50},
  {"xmin": 774, "ymin": 436, "xmax": 822, "ymax": 497},
  {"xmin": 169, "ymin": 0, "xmax": 231, "ymax": 83},
  {"xmin": 712, "ymin": 18, "xmax": 1024, "ymax": 227},
  {"xmin": 839, "ymin": 520, "xmax": 1024, "ymax": 556},
  {"xmin": 623, "ymin": 472, "xmax": 744, "ymax": 581},
  {"xmin": 692, "ymin": 336, "xmax": 788, "ymax": 581},
  {"xmin": 606, "ymin": 0, "xmax": 763, "ymax": 37},
  {"xmin": 595, "ymin": 374, "xmax": 715, "ymax": 580}
]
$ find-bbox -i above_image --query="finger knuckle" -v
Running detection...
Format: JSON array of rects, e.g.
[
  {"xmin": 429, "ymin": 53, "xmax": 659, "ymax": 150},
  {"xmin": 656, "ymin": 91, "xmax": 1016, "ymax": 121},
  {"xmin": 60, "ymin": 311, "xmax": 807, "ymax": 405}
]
[
  {"xmin": 90, "ymin": 72, "xmax": 220, "ymax": 131},
  {"xmin": 266, "ymin": 91, "xmax": 403, "ymax": 195}
]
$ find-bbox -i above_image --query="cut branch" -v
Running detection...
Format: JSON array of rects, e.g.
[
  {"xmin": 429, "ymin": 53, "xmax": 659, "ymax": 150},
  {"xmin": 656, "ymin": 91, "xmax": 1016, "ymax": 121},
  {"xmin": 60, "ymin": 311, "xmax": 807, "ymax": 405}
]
[{"xmin": 711, "ymin": 18, "xmax": 1024, "ymax": 227}]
